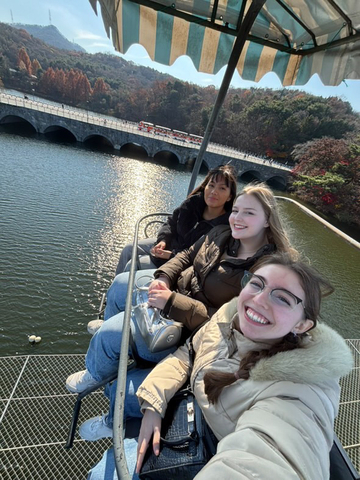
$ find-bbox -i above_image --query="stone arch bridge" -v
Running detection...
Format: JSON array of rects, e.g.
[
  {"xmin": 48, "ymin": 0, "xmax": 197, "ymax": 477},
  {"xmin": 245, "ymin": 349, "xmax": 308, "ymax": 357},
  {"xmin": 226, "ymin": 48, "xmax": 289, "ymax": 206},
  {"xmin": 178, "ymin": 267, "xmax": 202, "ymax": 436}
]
[{"xmin": 0, "ymin": 94, "xmax": 291, "ymax": 189}]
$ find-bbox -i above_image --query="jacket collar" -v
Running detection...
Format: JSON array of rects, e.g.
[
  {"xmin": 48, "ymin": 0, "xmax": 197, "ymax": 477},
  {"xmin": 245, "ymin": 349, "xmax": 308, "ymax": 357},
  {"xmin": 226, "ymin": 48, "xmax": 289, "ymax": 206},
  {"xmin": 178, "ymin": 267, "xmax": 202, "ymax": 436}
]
[{"xmin": 226, "ymin": 239, "xmax": 275, "ymax": 259}]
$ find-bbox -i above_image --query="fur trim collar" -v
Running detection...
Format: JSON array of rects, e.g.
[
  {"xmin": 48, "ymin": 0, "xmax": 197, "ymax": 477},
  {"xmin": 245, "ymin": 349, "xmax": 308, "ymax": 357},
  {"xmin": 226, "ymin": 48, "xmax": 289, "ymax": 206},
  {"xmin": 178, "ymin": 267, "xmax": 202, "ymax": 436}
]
[{"xmin": 250, "ymin": 323, "xmax": 354, "ymax": 384}]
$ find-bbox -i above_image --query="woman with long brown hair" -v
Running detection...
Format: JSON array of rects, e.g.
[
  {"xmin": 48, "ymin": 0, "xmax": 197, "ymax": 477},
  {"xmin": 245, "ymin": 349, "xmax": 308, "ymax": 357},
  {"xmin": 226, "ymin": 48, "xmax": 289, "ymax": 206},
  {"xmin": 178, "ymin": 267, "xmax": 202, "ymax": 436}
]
[{"xmin": 133, "ymin": 252, "xmax": 353, "ymax": 479}]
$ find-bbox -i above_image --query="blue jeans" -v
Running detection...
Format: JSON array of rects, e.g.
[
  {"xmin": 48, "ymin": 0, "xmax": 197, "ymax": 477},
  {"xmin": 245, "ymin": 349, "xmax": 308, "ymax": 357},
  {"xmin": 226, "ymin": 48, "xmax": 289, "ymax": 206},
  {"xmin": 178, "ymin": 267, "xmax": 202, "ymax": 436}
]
[
  {"xmin": 85, "ymin": 311, "xmax": 176, "ymax": 424},
  {"xmin": 115, "ymin": 238, "xmax": 156, "ymax": 275},
  {"xmin": 87, "ymin": 442, "xmax": 139, "ymax": 480},
  {"xmin": 104, "ymin": 269, "xmax": 156, "ymax": 320},
  {"xmin": 104, "ymin": 368, "xmax": 151, "ymax": 427}
]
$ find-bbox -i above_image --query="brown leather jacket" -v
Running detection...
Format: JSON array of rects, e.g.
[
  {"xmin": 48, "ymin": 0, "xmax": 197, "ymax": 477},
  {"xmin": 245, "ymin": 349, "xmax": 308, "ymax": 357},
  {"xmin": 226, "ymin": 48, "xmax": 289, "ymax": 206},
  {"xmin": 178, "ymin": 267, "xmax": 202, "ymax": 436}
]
[{"xmin": 154, "ymin": 225, "xmax": 275, "ymax": 330}]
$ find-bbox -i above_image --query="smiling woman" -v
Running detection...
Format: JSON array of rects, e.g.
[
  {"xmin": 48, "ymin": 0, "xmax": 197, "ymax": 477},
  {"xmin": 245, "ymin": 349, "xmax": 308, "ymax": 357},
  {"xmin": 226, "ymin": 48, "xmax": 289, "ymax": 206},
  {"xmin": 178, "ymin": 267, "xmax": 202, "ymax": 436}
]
[
  {"xmin": 87, "ymin": 251, "xmax": 353, "ymax": 480},
  {"xmin": 239, "ymin": 265, "xmax": 315, "ymax": 342}
]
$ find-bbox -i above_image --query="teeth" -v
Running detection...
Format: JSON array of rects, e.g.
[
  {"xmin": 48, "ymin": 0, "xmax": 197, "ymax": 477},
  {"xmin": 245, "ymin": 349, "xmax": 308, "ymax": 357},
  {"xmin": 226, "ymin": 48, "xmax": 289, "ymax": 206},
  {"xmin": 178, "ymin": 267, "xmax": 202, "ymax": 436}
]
[{"xmin": 246, "ymin": 308, "xmax": 269, "ymax": 325}]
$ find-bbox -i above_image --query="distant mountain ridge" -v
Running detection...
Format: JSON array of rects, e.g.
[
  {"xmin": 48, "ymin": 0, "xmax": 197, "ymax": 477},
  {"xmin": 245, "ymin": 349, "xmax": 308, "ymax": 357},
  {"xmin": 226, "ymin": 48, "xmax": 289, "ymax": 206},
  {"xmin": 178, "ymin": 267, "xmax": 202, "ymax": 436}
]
[
  {"xmin": 11, "ymin": 24, "xmax": 86, "ymax": 53},
  {"xmin": 0, "ymin": 21, "xmax": 172, "ymax": 92}
]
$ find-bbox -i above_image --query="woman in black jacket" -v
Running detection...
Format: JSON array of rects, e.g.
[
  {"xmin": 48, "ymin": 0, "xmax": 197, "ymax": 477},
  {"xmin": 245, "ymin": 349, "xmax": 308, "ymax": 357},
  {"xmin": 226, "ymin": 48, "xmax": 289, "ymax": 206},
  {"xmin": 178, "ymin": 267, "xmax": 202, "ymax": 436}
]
[{"xmin": 115, "ymin": 164, "xmax": 237, "ymax": 274}]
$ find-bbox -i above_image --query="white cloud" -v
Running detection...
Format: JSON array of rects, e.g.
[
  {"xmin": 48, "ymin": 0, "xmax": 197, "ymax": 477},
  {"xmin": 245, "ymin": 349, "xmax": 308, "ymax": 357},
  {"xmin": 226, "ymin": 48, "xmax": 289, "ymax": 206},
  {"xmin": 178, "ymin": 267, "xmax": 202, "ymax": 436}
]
[
  {"xmin": 75, "ymin": 30, "xmax": 105, "ymax": 41},
  {"xmin": 88, "ymin": 42, "xmax": 113, "ymax": 48}
]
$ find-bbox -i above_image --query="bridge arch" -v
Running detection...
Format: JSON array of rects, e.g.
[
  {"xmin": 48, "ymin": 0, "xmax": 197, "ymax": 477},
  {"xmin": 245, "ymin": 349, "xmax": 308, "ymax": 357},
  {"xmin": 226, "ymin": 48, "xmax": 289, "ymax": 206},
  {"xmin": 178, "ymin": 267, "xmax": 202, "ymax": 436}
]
[
  {"xmin": 153, "ymin": 147, "xmax": 181, "ymax": 165},
  {"xmin": 153, "ymin": 151, "xmax": 180, "ymax": 166},
  {"xmin": 119, "ymin": 142, "xmax": 150, "ymax": 158},
  {"xmin": 238, "ymin": 169, "xmax": 263, "ymax": 183},
  {"xmin": 83, "ymin": 133, "xmax": 114, "ymax": 149},
  {"xmin": 0, "ymin": 114, "xmax": 37, "ymax": 133},
  {"xmin": 265, "ymin": 175, "xmax": 288, "ymax": 191},
  {"xmin": 43, "ymin": 124, "xmax": 77, "ymax": 142}
]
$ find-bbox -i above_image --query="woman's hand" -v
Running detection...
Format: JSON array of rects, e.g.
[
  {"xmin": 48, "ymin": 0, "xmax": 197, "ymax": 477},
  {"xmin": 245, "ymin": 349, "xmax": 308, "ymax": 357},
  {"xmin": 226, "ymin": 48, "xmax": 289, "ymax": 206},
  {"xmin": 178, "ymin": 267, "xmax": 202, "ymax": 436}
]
[
  {"xmin": 148, "ymin": 286, "xmax": 172, "ymax": 310},
  {"xmin": 148, "ymin": 277, "xmax": 172, "ymax": 309},
  {"xmin": 149, "ymin": 277, "xmax": 170, "ymax": 291},
  {"xmin": 136, "ymin": 409, "xmax": 162, "ymax": 474},
  {"xmin": 151, "ymin": 242, "xmax": 172, "ymax": 259}
]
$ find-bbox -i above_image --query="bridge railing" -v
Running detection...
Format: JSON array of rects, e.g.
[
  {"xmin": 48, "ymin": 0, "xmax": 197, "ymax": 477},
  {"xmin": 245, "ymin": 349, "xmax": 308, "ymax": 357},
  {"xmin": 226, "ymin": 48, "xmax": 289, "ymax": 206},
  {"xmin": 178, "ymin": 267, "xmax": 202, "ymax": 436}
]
[{"xmin": 0, "ymin": 91, "xmax": 291, "ymax": 171}]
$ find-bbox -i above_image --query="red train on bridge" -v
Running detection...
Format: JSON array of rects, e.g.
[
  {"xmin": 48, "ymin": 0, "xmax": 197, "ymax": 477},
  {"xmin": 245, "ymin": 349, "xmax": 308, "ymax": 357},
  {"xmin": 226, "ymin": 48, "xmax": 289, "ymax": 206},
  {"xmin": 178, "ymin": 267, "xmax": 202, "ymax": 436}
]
[{"xmin": 138, "ymin": 121, "xmax": 203, "ymax": 145}]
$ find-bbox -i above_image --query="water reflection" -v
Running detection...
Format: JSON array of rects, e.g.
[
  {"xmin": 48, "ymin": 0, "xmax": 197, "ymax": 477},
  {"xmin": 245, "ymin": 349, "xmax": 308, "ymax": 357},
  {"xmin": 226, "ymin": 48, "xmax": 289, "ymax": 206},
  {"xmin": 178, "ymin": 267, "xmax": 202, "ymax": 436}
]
[
  {"xmin": 89, "ymin": 157, "xmax": 198, "ymax": 290},
  {"xmin": 0, "ymin": 132, "xmax": 359, "ymax": 357}
]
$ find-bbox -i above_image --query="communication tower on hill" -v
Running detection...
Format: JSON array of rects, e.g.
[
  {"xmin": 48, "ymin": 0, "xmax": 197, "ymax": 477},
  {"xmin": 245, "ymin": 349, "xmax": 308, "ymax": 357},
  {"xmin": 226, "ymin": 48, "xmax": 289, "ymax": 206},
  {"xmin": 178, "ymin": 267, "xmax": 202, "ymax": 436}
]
[{"xmin": 49, "ymin": 9, "xmax": 52, "ymax": 25}]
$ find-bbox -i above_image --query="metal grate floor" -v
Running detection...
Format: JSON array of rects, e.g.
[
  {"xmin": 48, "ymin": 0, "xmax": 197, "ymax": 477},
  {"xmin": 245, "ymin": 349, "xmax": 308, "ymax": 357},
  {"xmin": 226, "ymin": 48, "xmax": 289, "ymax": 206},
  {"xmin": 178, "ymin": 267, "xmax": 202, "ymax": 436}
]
[
  {"xmin": 0, "ymin": 354, "xmax": 112, "ymax": 479},
  {"xmin": 335, "ymin": 339, "xmax": 360, "ymax": 474},
  {"xmin": 0, "ymin": 340, "xmax": 359, "ymax": 479}
]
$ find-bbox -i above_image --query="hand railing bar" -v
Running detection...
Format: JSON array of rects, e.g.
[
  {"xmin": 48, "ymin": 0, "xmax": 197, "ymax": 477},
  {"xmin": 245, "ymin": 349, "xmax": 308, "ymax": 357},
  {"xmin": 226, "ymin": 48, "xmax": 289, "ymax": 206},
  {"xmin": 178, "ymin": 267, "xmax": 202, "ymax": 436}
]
[
  {"xmin": 113, "ymin": 212, "xmax": 172, "ymax": 479},
  {"xmin": 64, "ymin": 372, "xmax": 118, "ymax": 450},
  {"xmin": 332, "ymin": 434, "xmax": 360, "ymax": 479}
]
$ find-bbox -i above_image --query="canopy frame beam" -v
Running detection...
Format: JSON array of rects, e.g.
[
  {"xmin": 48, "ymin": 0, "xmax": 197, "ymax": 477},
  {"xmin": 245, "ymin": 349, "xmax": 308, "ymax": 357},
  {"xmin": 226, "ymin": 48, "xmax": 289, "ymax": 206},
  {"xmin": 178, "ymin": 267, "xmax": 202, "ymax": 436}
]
[
  {"xmin": 327, "ymin": 0, "xmax": 355, "ymax": 35},
  {"xmin": 274, "ymin": 0, "xmax": 317, "ymax": 47},
  {"xmin": 187, "ymin": 0, "xmax": 267, "ymax": 194}
]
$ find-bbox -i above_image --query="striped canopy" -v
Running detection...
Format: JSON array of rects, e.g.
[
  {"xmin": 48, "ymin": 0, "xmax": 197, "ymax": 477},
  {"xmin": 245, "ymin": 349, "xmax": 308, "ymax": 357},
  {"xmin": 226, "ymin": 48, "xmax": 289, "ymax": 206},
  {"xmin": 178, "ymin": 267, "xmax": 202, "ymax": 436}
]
[{"xmin": 90, "ymin": 0, "xmax": 360, "ymax": 86}]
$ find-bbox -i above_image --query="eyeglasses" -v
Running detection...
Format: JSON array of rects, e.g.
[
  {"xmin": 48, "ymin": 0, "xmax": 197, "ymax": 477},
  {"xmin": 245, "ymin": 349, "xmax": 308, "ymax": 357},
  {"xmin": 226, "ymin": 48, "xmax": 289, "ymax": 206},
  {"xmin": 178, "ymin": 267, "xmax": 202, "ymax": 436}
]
[{"xmin": 241, "ymin": 271, "xmax": 305, "ymax": 312}]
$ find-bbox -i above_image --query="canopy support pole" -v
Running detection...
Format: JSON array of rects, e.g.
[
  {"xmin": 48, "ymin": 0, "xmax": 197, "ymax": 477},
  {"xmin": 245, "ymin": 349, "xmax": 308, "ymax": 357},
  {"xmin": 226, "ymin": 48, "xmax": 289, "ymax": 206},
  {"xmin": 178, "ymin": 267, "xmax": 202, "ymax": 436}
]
[{"xmin": 187, "ymin": 0, "xmax": 267, "ymax": 194}]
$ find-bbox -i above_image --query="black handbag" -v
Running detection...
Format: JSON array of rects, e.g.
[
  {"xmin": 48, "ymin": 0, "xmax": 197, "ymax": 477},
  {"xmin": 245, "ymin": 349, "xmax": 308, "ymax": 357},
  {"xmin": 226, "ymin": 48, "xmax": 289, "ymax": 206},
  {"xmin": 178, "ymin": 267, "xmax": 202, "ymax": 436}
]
[{"xmin": 139, "ymin": 385, "xmax": 217, "ymax": 480}]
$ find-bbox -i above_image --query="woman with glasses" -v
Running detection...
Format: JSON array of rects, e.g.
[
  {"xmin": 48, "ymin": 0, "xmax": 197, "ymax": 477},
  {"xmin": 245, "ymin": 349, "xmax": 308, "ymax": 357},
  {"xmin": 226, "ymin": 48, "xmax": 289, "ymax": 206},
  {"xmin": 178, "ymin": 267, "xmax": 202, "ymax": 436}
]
[{"xmin": 86, "ymin": 252, "xmax": 353, "ymax": 480}]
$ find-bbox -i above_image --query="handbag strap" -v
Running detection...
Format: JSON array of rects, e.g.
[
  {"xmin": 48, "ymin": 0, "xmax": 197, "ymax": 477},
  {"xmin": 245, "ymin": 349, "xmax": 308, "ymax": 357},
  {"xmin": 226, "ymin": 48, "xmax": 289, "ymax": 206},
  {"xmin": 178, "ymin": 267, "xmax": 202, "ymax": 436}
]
[
  {"xmin": 161, "ymin": 432, "xmax": 198, "ymax": 446},
  {"xmin": 134, "ymin": 275, "xmax": 154, "ymax": 292}
]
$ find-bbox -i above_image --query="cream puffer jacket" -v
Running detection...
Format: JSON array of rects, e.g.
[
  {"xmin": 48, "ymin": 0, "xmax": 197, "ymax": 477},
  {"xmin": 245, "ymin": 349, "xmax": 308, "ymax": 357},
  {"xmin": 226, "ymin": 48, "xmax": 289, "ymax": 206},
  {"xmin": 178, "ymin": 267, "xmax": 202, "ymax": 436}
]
[{"xmin": 137, "ymin": 298, "xmax": 354, "ymax": 480}]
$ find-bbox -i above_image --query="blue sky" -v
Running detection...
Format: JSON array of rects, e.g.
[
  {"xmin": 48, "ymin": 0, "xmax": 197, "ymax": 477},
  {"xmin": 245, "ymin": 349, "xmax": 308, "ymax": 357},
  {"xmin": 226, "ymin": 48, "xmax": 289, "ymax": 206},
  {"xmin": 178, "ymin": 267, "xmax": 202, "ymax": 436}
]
[{"xmin": 1, "ymin": 0, "xmax": 359, "ymax": 112}]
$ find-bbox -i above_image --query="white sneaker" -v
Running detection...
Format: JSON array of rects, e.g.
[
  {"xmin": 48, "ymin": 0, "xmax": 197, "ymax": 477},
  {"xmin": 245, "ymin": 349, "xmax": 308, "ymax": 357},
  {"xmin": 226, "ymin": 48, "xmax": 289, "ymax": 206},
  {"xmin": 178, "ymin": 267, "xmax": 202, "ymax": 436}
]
[
  {"xmin": 79, "ymin": 414, "xmax": 113, "ymax": 441},
  {"xmin": 87, "ymin": 319, "xmax": 104, "ymax": 335},
  {"xmin": 66, "ymin": 369, "xmax": 98, "ymax": 393}
]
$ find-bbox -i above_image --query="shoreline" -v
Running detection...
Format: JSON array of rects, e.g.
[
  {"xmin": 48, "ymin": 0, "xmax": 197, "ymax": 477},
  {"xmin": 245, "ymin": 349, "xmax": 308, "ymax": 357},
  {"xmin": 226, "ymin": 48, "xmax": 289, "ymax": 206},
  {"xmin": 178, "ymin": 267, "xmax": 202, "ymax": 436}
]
[{"xmin": 276, "ymin": 196, "xmax": 360, "ymax": 250}]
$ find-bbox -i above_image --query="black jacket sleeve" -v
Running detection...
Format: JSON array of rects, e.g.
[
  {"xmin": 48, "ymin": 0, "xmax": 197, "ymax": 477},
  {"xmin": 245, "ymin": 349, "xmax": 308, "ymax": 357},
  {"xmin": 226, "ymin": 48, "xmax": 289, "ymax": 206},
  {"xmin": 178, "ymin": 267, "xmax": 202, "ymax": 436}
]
[{"xmin": 155, "ymin": 206, "xmax": 182, "ymax": 248}]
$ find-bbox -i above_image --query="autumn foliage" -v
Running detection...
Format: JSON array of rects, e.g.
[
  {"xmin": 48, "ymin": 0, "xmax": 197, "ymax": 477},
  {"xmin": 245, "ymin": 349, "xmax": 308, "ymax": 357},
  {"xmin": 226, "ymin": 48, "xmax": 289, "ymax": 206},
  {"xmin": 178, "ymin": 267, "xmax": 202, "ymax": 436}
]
[
  {"xmin": 290, "ymin": 137, "xmax": 360, "ymax": 228},
  {"xmin": 18, "ymin": 47, "xmax": 32, "ymax": 75},
  {"xmin": 38, "ymin": 67, "xmax": 93, "ymax": 103}
]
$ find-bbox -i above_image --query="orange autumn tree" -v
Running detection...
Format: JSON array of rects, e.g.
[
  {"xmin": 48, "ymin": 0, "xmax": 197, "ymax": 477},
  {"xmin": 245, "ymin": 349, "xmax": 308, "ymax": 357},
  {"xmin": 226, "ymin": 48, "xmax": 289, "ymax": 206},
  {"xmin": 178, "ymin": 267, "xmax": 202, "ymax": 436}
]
[
  {"xmin": 92, "ymin": 78, "xmax": 109, "ymax": 96},
  {"xmin": 38, "ymin": 67, "xmax": 56, "ymax": 95},
  {"xmin": 31, "ymin": 59, "xmax": 42, "ymax": 75},
  {"xmin": 18, "ymin": 47, "xmax": 32, "ymax": 75}
]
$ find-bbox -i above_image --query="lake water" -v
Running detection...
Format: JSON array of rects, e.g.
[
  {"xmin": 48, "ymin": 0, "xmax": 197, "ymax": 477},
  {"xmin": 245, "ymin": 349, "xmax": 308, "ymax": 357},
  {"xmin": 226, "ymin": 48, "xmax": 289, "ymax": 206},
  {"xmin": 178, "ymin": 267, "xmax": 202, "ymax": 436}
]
[{"xmin": 0, "ymin": 132, "xmax": 359, "ymax": 357}]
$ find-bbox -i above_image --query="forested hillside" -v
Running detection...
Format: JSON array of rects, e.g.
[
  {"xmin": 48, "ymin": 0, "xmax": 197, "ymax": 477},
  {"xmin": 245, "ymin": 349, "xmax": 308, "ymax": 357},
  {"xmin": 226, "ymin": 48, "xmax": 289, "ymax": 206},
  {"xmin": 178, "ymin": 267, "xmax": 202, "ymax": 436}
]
[
  {"xmin": 0, "ymin": 21, "xmax": 359, "ymax": 228},
  {"xmin": 11, "ymin": 24, "xmax": 86, "ymax": 53}
]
